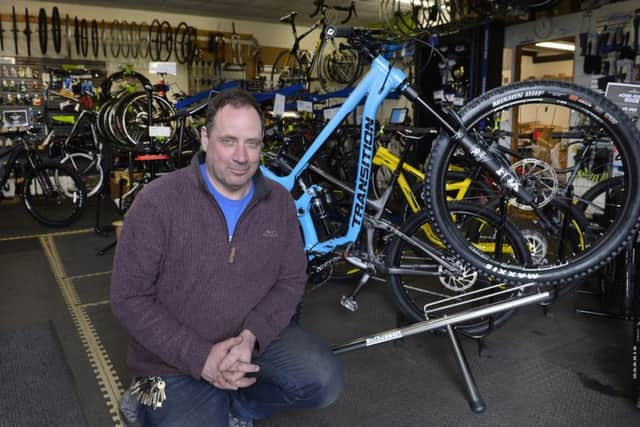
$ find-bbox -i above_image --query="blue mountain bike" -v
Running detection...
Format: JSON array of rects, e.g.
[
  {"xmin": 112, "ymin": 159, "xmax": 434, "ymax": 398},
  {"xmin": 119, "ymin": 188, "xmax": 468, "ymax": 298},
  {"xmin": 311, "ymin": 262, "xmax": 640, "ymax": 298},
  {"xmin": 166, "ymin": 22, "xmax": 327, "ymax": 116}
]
[{"xmin": 261, "ymin": 26, "xmax": 640, "ymax": 310}]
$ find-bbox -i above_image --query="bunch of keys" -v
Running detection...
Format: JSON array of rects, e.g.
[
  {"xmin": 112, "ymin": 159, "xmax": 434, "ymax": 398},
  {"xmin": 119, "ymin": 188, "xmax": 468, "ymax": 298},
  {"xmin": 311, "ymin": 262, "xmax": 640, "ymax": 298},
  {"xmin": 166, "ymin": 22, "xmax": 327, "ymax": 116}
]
[{"xmin": 130, "ymin": 376, "xmax": 167, "ymax": 410}]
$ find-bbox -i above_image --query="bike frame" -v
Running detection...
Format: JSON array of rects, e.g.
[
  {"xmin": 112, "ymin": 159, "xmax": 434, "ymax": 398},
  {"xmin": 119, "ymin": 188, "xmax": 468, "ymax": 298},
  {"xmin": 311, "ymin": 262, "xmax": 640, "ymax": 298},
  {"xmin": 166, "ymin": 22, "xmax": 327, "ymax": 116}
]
[
  {"xmin": 0, "ymin": 140, "xmax": 37, "ymax": 188},
  {"xmin": 262, "ymin": 55, "xmax": 407, "ymax": 256}
]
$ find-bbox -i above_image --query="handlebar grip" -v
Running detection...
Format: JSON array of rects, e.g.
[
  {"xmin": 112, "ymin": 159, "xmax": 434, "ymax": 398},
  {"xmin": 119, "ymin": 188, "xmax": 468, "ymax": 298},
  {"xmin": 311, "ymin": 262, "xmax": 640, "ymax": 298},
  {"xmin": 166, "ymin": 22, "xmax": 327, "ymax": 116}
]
[{"xmin": 324, "ymin": 25, "xmax": 353, "ymax": 40}]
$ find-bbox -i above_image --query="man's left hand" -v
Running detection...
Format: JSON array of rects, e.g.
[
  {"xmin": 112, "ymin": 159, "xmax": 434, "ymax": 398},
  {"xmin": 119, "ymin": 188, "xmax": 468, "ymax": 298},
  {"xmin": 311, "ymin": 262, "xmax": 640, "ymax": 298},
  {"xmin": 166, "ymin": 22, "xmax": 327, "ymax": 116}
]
[{"xmin": 214, "ymin": 329, "xmax": 258, "ymax": 389}]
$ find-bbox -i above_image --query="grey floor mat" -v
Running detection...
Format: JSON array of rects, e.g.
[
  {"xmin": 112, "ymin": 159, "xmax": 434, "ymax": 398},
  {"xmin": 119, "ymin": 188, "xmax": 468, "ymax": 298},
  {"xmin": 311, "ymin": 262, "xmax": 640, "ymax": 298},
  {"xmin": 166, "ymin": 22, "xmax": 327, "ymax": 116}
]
[{"xmin": 0, "ymin": 322, "xmax": 88, "ymax": 427}]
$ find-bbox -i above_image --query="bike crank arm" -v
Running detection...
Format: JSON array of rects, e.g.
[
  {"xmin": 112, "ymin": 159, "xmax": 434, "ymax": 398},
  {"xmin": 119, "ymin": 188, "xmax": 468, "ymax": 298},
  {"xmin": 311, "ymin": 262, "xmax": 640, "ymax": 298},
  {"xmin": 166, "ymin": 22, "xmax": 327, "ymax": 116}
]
[{"xmin": 332, "ymin": 288, "xmax": 551, "ymax": 354}]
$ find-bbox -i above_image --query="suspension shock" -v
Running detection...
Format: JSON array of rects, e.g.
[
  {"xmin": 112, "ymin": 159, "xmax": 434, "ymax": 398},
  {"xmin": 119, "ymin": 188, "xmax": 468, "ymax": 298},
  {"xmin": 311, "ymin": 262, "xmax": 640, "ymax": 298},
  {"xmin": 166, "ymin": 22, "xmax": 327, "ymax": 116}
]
[{"xmin": 311, "ymin": 186, "xmax": 334, "ymax": 238}]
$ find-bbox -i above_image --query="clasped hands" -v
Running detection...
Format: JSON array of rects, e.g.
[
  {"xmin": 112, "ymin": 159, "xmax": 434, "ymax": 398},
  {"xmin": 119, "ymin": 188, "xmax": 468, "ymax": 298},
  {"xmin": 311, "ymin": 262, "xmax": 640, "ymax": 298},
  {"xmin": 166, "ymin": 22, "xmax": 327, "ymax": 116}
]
[{"xmin": 201, "ymin": 329, "xmax": 260, "ymax": 390}]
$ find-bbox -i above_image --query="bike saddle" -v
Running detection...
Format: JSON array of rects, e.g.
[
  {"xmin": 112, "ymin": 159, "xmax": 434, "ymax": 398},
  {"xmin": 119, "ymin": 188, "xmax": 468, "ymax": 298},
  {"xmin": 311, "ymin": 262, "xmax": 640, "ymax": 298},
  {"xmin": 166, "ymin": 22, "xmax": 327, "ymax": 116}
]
[{"xmin": 280, "ymin": 12, "xmax": 297, "ymax": 24}]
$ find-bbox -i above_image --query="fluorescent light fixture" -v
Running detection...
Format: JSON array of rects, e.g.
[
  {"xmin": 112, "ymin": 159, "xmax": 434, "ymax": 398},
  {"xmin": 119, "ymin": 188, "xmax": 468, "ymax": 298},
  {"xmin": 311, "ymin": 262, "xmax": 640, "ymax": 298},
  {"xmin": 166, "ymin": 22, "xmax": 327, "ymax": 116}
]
[{"xmin": 534, "ymin": 41, "xmax": 575, "ymax": 52}]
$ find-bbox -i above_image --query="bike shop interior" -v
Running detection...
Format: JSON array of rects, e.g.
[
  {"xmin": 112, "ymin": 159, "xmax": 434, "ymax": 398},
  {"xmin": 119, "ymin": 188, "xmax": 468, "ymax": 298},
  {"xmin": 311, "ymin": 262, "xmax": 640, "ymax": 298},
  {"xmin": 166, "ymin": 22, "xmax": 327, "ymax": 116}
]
[{"xmin": 1, "ymin": 0, "xmax": 640, "ymax": 426}]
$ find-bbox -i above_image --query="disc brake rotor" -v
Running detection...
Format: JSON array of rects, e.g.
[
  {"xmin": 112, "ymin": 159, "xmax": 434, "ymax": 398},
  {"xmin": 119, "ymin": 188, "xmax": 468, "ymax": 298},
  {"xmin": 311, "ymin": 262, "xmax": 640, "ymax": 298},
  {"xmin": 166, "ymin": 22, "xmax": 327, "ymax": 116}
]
[
  {"xmin": 509, "ymin": 158, "xmax": 558, "ymax": 210},
  {"xmin": 438, "ymin": 260, "xmax": 478, "ymax": 292}
]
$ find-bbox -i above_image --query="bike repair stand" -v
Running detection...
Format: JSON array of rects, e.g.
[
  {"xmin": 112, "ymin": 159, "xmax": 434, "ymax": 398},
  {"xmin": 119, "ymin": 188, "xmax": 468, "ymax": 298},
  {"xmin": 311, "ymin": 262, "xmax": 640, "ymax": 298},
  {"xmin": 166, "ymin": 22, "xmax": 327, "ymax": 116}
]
[
  {"xmin": 332, "ymin": 289, "xmax": 552, "ymax": 412},
  {"xmin": 94, "ymin": 130, "xmax": 118, "ymax": 256},
  {"xmin": 575, "ymin": 233, "xmax": 640, "ymax": 408},
  {"xmin": 96, "ymin": 69, "xmax": 164, "ymax": 256}
]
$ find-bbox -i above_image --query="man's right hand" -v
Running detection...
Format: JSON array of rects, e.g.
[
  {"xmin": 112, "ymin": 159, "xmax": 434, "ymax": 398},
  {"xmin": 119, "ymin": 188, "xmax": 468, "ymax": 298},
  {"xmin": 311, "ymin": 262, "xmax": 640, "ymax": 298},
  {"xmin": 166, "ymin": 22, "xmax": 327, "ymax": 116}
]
[{"xmin": 200, "ymin": 335, "xmax": 260, "ymax": 390}]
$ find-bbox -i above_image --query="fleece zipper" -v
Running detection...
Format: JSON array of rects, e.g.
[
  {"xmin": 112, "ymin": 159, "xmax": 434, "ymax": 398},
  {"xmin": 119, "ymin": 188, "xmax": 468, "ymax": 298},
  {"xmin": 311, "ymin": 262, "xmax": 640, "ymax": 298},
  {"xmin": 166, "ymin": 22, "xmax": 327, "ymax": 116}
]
[{"xmin": 226, "ymin": 198, "xmax": 259, "ymax": 264}]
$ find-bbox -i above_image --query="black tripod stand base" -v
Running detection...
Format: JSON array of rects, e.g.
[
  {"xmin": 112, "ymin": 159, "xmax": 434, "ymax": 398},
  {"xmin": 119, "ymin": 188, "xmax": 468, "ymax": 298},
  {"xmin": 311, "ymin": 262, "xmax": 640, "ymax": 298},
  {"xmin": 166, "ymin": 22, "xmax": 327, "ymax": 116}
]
[{"xmin": 97, "ymin": 240, "xmax": 117, "ymax": 256}]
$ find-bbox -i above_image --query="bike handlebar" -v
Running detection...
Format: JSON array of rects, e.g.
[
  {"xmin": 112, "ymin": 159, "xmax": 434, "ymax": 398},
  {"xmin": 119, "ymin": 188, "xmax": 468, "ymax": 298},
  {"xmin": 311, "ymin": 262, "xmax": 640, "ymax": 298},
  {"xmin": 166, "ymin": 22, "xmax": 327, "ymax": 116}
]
[{"xmin": 310, "ymin": 0, "xmax": 357, "ymax": 24}]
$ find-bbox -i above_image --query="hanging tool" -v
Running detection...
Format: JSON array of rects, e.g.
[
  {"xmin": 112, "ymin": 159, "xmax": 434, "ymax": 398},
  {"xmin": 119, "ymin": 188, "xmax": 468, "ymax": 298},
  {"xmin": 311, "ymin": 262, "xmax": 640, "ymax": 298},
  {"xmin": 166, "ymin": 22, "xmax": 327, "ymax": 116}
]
[
  {"xmin": 619, "ymin": 31, "xmax": 634, "ymax": 82},
  {"xmin": 584, "ymin": 41, "xmax": 599, "ymax": 76},
  {"xmin": 12, "ymin": 6, "xmax": 19, "ymax": 55},
  {"xmin": 249, "ymin": 36, "xmax": 264, "ymax": 75},
  {"xmin": 214, "ymin": 33, "xmax": 225, "ymax": 76},
  {"xmin": 229, "ymin": 22, "xmax": 243, "ymax": 67},
  {"xmin": 579, "ymin": 32, "xmax": 588, "ymax": 57},
  {"xmin": 24, "ymin": 8, "xmax": 32, "ymax": 56}
]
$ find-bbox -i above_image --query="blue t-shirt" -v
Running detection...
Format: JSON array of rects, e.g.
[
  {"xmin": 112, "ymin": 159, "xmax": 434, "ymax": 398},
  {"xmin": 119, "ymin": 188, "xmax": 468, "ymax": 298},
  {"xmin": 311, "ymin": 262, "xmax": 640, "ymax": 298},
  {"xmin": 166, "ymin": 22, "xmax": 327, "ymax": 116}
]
[{"xmin": 200, "ymin": 164, "xmax": 254, "ymax": 241}]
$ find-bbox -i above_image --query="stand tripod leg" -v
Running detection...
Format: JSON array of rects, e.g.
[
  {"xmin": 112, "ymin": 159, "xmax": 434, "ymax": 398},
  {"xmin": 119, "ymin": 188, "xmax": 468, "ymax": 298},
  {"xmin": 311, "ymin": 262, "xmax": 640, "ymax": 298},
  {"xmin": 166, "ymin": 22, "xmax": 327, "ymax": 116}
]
[
  {"xmin": 446, "ymin": 324, "xmax": 486, "ymax": 413},
  {"xmin": 97, "ymin": 240, "xmax": 117, "ymax": 256}
]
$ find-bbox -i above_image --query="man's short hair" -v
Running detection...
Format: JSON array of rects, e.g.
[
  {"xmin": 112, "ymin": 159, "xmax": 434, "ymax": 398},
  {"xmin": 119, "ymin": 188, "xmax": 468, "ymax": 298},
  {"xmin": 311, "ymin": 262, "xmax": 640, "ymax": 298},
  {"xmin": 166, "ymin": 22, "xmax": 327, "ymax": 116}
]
[{"xmin": 205, "ymin": 88, "xmax": 263, "ymax": 134}]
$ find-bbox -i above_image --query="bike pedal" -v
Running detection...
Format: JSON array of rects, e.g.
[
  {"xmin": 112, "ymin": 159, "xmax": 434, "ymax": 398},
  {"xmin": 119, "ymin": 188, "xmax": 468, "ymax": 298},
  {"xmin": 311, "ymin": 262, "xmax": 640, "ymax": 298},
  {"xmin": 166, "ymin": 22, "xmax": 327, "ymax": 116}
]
[{"xmin": 340, "ymin": 295, "xmax": 359, "ymax": 312}]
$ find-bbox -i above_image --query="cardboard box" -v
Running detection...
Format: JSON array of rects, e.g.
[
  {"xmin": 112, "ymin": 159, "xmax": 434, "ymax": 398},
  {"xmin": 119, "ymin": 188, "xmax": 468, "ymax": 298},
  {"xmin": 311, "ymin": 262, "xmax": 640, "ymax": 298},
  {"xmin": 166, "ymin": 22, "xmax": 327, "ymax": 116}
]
[{"xmin": 110, "ymin": 170, "xmax": 143, "ymax": 198}]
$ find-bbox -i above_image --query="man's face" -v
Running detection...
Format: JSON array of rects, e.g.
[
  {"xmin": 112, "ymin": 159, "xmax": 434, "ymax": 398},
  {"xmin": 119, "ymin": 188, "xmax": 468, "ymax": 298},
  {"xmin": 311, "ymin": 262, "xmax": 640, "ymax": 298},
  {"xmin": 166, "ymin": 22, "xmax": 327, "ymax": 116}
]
[{"xmin": 201, "ymin": 104, "xmax": 262, "ymax": 199}]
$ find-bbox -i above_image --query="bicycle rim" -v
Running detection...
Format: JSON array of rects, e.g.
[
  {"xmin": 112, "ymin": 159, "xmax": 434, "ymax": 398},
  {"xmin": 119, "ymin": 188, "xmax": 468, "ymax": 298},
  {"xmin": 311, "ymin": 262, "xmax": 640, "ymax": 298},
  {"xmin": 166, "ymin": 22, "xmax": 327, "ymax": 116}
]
[
  {"xmin": 426, "ymin": 80, "xmax": 640, "ymax": 286},
  {"xmin": 317, "ymin": 40, "xmax": 362, "ymax": 93},
  {"xmin": 118, "ymin": 92, "xmax": 177, "ymax": 147},
  {"xmin": 60, "ymin": 153, "xmax": 103, "ymax": 198},
  {"xmin": 22, "ymin": 162, "xmax": 86, "ymax": 227},
  {"xmin": 270, "ymin": 50, "xmax": 304, "ymax": 89}
]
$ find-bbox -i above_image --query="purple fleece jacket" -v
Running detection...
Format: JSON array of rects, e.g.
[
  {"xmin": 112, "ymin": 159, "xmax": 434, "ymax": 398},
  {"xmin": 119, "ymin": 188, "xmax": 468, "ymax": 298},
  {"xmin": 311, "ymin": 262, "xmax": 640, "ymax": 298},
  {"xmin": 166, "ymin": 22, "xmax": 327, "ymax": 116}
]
[{"xmin": 110, "ymin": 152, "xmax": 307, "ymax": 379}]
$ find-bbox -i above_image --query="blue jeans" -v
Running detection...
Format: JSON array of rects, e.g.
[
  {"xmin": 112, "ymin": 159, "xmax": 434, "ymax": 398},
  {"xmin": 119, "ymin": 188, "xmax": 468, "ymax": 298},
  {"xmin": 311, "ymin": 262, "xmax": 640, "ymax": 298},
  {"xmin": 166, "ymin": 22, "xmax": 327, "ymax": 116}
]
[{"xmin": 140, "ymin": 323, "xmax": 343, "ymax": 426}]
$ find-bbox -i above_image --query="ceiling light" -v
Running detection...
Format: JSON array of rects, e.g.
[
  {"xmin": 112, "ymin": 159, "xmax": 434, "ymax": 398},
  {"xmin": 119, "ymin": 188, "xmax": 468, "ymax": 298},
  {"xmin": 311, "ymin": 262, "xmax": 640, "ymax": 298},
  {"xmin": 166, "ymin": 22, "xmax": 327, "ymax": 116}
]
[{"xmin": 534, "ymin": 42, "xmax": 575, "ymax": 52}]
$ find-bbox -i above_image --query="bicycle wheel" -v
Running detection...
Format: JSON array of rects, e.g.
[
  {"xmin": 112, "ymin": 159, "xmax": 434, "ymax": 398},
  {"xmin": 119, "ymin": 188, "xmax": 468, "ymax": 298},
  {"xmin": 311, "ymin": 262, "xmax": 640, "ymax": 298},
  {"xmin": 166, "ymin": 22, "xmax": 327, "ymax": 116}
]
[
  {"xmin": 22, "ymin": 162, "xmax": 87, "ymax": 227},
  {"xmin": 317, "ymin": 39, "xmax": 362, "ymax": 93},
  {"xmin": 51, "ymin": 7, "xmax": 61, "ymax": 53},
  {"xmin": 110, "ymin": 19, "xmax": 121, "ymax": 58},
  {"xmin": 386, "ymin": 202, "xmax": 531, "ymax": 336},
  {"xmin": 60, "ymin": 152, "xmax": 104, "ymax": 198},
  {"xmin": 79, "ymin": 18, "xmax": 89, "ymax": 57},
  {"xmin": 91, "ymin": 19, "xmax": 99, "ymax": 57},
  {"xmin": 426, "ymin": 80, "xmax": 640, "ymax": 286},
  {"xmin": 64, "ymin": 14, "xmax": 72, "ymax": 58},
  {"xmin": 38, "ymin": 8, "xmax": 48, "ymax": 55},
  {"xmin": 120, "ymin": 20, "xmax": 131, "ymax": 59},
  {"xmin": 148, "ymin": 19, "xmax": 161, "ymax": 61},
  {"xmin": 116, "ymin": 91, "xmax": 177, "ymax": 147},
  {"xmin": 129, "ymin": 21, "xmax": 140, "ymax": 59},
  {"xmin": 270, "ymin": 50, "xmax": 305, "ymax": 89},
  {"xmin": 138, "ymin": 22, "xmax": 150, "ymax": 59}
]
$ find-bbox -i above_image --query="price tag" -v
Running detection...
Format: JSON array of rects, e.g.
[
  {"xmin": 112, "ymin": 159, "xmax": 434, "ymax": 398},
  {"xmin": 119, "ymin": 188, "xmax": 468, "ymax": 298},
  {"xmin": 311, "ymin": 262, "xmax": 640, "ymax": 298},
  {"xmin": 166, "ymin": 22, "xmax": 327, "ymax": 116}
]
[
  {"xmin": 149, "ymin": 62, "xmax": 177, "ymax": 75},
  {"xmin": 149, "ymin": 126, "xmax": 172, "ymax": 137},
  {"xmin": 323, "ymin": 107, "xmax": 339, "ymax": 120},
  {"xmin": 273, "ymin": 94, "xmax": 285, "ymax": 117},
  {"xmin": 296, "ymin": 100, "xmax": 313, "ymax": 112}
]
